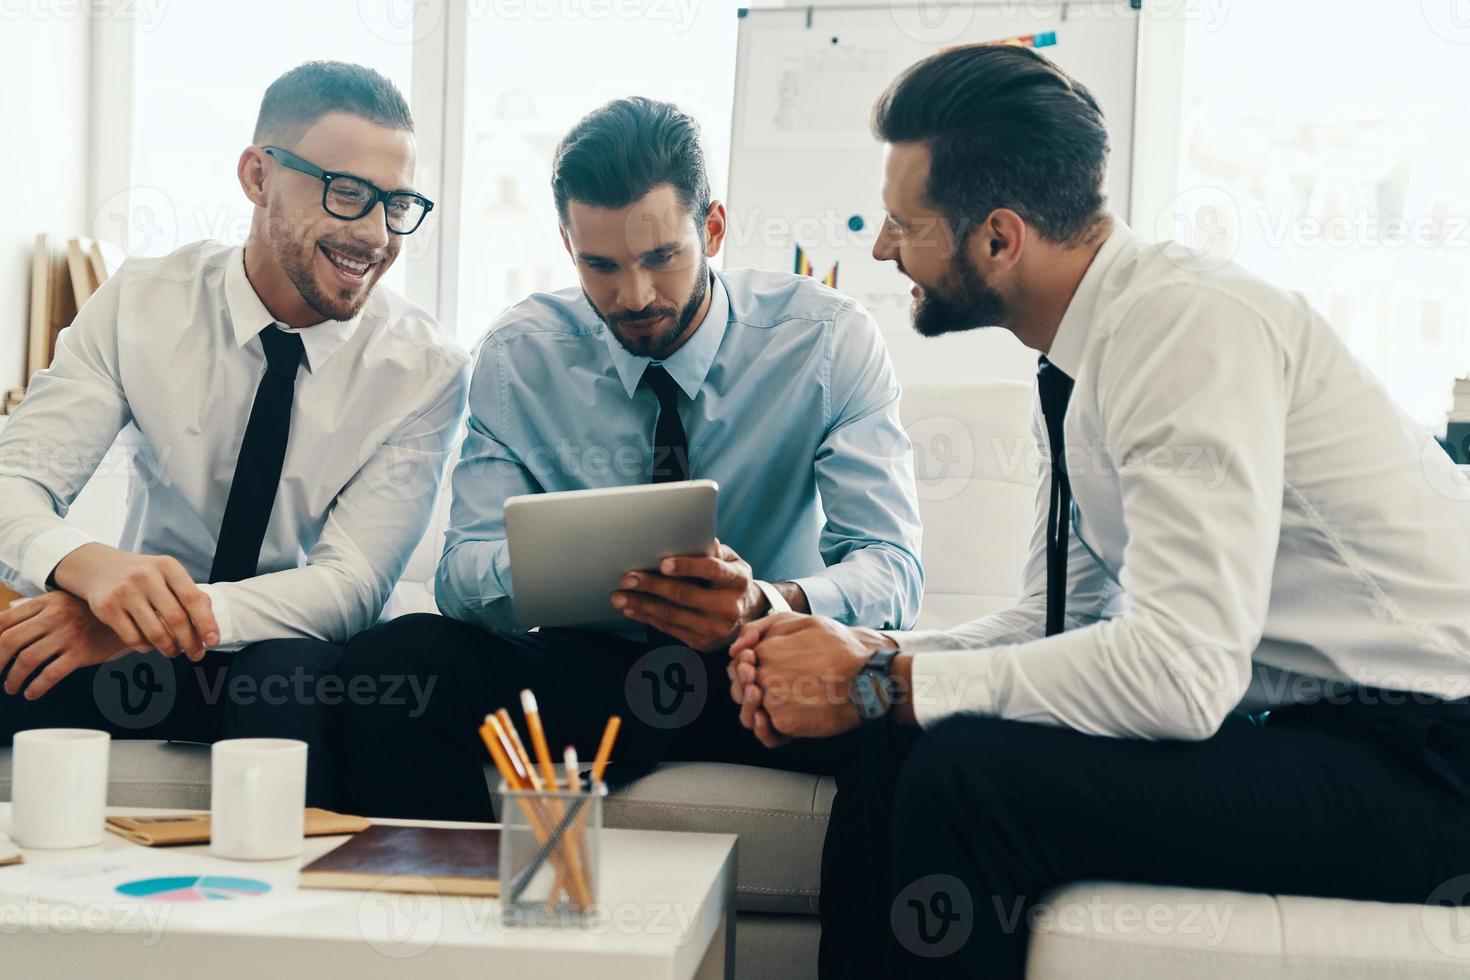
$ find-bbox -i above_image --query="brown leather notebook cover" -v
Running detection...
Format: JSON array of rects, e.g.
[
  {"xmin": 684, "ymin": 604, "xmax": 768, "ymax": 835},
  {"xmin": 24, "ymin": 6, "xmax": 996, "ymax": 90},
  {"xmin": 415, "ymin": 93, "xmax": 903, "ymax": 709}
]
[
  {"xmin": 106, "ymin": 808, "xmax": 371, "ymax": 846},
  {"xmin": 298, "ymin": 824, "xmax": 501, "ymax": 897}
]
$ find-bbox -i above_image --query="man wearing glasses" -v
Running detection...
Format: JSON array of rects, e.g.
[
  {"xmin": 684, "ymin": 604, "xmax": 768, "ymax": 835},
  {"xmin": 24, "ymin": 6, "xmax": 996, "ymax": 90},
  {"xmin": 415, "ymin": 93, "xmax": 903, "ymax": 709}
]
[{"xmin": 0, "ymin": 61, "xmax": 468, "ymax": 806}]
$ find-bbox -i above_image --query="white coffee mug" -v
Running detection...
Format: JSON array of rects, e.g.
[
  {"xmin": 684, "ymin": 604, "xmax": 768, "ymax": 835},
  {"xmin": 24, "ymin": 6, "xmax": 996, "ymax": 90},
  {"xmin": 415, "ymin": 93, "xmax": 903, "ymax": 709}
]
[
  {"xmin": 11, "ymin": 728, "xmax": 111, "ymax": 849},
  {"xmin": 210, "ymin": 738, "xmax": 307, "ymax": 860}
]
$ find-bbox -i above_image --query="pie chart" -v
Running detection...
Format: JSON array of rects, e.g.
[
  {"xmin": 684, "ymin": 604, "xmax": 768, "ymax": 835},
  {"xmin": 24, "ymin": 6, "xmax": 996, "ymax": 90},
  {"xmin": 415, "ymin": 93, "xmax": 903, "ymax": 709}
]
[{"xmin": 116, "ymin": 876, "xmax": 272, "ymax": 903}]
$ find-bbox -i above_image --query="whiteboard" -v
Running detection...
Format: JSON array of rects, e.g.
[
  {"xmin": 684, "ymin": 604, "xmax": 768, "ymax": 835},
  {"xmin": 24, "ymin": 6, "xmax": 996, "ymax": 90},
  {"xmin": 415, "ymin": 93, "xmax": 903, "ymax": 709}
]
[{"xmin": 725, "ymin": 1, "xmax": 1141, "ymax": 385}]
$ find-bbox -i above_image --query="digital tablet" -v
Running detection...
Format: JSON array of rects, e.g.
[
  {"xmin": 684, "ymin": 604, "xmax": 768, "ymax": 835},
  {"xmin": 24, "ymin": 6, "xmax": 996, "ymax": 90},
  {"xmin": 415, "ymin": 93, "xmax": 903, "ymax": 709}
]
[{"xmin": 504, "ymin": 479, "xmax": 719, "ymax": 629}]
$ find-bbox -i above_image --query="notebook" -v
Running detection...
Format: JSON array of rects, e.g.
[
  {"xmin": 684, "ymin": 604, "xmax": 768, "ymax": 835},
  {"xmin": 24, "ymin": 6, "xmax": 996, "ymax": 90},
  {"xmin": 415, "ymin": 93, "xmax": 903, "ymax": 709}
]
[
  {"xmin": 106, "ymin": 808, "xmax": 371, "ymax": 846},
  {"xmin": 298, "ymin": 824, "xmax": 501, "ymax": 897}
]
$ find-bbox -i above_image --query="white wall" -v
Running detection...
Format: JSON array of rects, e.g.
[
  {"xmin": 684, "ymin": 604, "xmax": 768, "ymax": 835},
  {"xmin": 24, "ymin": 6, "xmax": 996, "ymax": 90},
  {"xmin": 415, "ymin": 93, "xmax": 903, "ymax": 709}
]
[{"xmin": 0, "ymin": 15, "xmax": 91, "ymax": 391}]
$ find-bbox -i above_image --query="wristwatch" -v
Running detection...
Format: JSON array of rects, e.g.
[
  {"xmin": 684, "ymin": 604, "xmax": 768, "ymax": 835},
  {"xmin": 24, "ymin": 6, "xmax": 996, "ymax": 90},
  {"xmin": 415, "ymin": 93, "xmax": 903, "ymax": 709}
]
[
  {"xmin": 849, "ymin": 645, "xmax": 900, "ymax": 721},
  {"xmin": 754, "ymin": 579, "xmax": 792, "ymax": 614}
]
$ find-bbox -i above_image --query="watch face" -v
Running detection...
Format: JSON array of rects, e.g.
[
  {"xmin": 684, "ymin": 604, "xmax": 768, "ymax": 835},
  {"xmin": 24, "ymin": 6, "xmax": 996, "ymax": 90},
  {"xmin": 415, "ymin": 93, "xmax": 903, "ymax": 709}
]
[{"xmin": 851, "ymin": 670, "xmax": 891, "ymax": 720}]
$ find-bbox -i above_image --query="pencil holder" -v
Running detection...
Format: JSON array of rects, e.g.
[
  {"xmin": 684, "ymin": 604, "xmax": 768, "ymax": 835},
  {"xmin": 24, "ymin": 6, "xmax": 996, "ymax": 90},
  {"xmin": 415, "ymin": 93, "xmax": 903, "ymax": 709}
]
[{"xmin": 497, "ymin": 781, "xmax": 607, "ymax": 927}]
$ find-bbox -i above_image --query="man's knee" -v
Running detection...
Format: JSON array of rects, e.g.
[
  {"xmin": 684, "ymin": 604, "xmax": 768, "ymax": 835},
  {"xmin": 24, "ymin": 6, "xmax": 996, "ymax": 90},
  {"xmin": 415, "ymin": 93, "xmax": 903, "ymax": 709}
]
[
  {"xmin": 212, "ymin": 639, "xmax": 342, "ymax": 717},
  {"xmin": 231, "ymin": 638, "xmax": 343, "ymax": 679},
  {"xmin": 342, "ymin": 613, "xmax": 470, "ymax": 680},
  {"xmin": 339, "ymin": 614, "xmax": 483, "ymax": 726},
  {"xmin": 895, "ymin": 715, "xmax": 1064, "ymax": 817}
]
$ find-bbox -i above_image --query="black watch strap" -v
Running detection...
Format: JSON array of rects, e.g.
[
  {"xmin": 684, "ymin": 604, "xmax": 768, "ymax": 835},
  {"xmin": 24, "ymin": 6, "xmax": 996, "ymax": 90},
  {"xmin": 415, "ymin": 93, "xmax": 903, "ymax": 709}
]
[{"xmin": 865, "ymin": 645, "xmax": 899, "ymax": 676}]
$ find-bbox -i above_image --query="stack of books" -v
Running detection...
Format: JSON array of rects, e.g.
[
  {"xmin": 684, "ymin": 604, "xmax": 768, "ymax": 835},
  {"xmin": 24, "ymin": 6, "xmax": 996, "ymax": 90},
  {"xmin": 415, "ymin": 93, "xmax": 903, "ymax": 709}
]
[
  {"xmin": 7, "ymin": 234, "xmax": 117, "ymax": 414},
  {"xmin": 1451, "ymin": 377, "xmax": 1470, "ymax": 423}
]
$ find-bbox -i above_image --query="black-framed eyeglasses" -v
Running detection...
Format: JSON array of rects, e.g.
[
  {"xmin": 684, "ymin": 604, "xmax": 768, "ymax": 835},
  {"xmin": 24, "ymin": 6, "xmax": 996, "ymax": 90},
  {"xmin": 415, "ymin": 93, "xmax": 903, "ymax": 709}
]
[{"xmin": 261, "ymin": 145, "xmax": 435, "ymax": 235}]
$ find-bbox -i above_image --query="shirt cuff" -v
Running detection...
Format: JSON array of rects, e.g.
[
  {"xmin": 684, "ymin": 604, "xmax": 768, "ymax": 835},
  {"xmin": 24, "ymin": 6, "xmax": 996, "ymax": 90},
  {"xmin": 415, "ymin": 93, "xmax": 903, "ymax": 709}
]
[
  {"xmin": 195, "ymin": 582, "xmax": 239, "ymax": 649},
  {"xmin": 21, "ymin": 526, "xmax": 98, "ymax": 594},
  {"xmin": 789, "ymin": 574, "xmax": 847, "ymax": 622},
  {"xmin": 907, "ymin": 647, "xmax": 998, "ymax": 728}
]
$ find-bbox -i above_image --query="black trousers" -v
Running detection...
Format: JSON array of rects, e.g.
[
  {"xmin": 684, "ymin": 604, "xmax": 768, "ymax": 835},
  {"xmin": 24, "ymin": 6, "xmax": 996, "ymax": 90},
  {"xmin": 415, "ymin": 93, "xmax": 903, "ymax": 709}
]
[
  {"xmin": 338, "ymin": 613, "xmax": 854, "ymax": 821},
  {"xmin": 0, "ymin": 639, "xmax": 347, "ymax": 808},
  {"xmin": 819, "ymin": 694, "xmax": 1470, "ymax": 979}
]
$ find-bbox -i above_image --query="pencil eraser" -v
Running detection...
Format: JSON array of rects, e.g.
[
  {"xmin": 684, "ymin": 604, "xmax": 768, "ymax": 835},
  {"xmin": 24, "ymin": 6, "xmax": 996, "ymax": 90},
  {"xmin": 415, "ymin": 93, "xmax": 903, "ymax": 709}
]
[{"xmin": 520, "ymin": 689, "xmax": 539, "ymax": 715}]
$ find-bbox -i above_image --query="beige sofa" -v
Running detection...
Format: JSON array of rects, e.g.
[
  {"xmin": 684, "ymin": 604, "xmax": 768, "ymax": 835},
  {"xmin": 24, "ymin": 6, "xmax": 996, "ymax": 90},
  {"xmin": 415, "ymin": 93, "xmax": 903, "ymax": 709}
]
[{"xmin": 4, "ymin": 383, "xmax": 1468, "ymax": 977}]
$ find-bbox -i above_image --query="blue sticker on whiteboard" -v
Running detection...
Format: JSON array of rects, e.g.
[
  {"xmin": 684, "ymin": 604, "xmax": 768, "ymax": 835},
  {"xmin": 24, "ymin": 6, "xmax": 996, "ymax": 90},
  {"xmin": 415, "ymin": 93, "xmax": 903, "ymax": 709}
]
[{"xmin": 848, "ymin": 215, "xmax": 865, "ymax": 232}]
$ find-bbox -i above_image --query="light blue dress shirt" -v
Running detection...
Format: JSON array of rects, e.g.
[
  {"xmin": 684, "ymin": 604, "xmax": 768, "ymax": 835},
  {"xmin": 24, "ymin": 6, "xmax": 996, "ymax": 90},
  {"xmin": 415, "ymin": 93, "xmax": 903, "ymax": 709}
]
[{"xmin": 437, "ymin": 267, "xmax": 924, "ymax": 634}]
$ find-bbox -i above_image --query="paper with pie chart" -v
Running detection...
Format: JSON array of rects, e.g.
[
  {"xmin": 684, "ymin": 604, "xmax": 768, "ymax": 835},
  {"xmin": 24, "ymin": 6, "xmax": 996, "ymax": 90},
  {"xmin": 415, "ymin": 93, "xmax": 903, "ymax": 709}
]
[
  {"xmin": 116, "ymin": 875, "xmax": 272, "ymax": 903},
  {"xmin": 0, "ymin": 854, "xmax": 326, "ymax": 926}
]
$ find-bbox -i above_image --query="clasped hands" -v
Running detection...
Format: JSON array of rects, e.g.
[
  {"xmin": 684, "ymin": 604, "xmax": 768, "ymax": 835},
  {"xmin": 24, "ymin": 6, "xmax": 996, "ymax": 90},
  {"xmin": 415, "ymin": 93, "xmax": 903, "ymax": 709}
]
[
  {"xmin": 608, "ymin": 539, "xmax": 895, "ymax": 747},
  {"xmin": 726, "ymin": 613, "xmax": 896, "ymax": 748},
  {"xmin": 0, "ymin": 544, "xmax": 219, "ymax": 700}
]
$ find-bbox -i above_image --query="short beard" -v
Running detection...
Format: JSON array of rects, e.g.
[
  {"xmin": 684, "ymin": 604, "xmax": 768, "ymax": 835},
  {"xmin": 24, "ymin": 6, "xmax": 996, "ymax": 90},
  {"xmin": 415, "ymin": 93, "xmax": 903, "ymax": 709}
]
[
  {"xmin": 594, "ymin": 256, "xmax": 710, "ymax": 361},
  {"xmin": 910, "ymin": 245, "xmax": 1008, "ymax": 338},
  {"xmin": 271, "ymin": 199, "xmax": 375, "ymax": 322}
]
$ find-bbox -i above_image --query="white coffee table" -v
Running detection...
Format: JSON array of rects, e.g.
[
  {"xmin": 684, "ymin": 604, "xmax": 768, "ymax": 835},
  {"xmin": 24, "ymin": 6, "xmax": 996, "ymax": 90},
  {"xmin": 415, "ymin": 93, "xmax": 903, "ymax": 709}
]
[{"xmin": 0, "ymin": 805, "xmax": 736, "ymax": 980}]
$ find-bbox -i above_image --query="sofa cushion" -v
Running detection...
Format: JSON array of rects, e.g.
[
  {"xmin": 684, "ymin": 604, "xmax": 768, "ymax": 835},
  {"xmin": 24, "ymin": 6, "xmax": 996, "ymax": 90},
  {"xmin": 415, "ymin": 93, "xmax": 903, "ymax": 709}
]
[
  {"xmin": 1026, "ymin": 881, "xmax": 1470, "ymax": 979},
  {"xmin": 0, "ymin": 740, "xmax": 210, "ymax": 811},
  {"xmin": 604, "ymin": 761, "xmax": 836, "ymax": 916}
]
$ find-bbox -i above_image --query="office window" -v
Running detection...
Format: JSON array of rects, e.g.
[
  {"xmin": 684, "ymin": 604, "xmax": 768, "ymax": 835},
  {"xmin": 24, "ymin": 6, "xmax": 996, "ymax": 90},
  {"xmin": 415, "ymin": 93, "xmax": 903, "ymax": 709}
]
[
  {"xmin": 115, "ymin": 2, "xmax": 413, "ymax": 291},
  {"xmin": 453, "ymin": 0, "xmax": 744, "ymax": 347},
  {"xmin": 1173, "ymin": 1, "xmax": 1470, "ymax": 426}
]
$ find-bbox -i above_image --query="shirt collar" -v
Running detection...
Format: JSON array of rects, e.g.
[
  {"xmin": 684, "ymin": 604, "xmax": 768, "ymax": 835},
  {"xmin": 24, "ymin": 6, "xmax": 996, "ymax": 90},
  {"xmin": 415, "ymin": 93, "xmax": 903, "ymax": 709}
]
[
  {"xmin": 603, "ymin": 271, "xmax": 730, "ymax": 400},
  {"xmin": 225, "ymin": 245, "xmax": 363, "ymax": 374},
  {"xmin": 1046, "ymin": 218, "xmax": 1136, "ymax": 378}
]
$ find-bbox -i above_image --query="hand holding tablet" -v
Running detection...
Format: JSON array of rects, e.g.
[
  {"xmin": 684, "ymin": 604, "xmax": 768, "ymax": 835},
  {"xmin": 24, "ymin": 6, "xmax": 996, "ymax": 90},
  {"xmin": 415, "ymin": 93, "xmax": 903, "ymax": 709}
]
[{"xmin": 504, "ymin": 480, "xmax": 719, "ymax": 630}]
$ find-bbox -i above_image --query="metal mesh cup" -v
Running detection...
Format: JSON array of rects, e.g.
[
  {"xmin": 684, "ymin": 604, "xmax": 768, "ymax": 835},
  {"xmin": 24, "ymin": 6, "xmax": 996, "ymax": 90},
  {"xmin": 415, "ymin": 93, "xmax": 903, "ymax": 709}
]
[{"xmin": 497, "ymin": 781, "xmax": 607, "ymax": 927}]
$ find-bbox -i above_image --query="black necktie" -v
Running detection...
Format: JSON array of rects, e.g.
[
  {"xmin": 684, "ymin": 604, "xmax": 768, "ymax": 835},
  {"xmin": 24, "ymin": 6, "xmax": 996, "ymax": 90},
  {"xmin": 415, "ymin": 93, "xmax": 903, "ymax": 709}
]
[
  {"xmin": 208, "ymin": 327, "xmax": 306, "ymax": 584},
  {"xmin": 1037, "ymin": 356, "xmax": 1075, "ymax": 637},
  {"xmin": 639, "ymin": 364, "xmax": 690, "ymax": 649},
  {"xmin": 642, "ymin": 364, "xmax": 691, "ymax": 484}
]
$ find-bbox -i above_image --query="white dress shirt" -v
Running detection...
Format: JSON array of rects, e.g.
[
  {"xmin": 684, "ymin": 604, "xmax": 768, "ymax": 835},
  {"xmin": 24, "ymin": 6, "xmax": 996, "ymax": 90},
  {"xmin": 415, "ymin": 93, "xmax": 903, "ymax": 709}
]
[
  {"xmin": 898, "ymin": 219, "xmax": 1470, "ymax": 738},
  {"xmin": 0, "ymin": 241, "xmax": 469, "ymax": 647}
]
